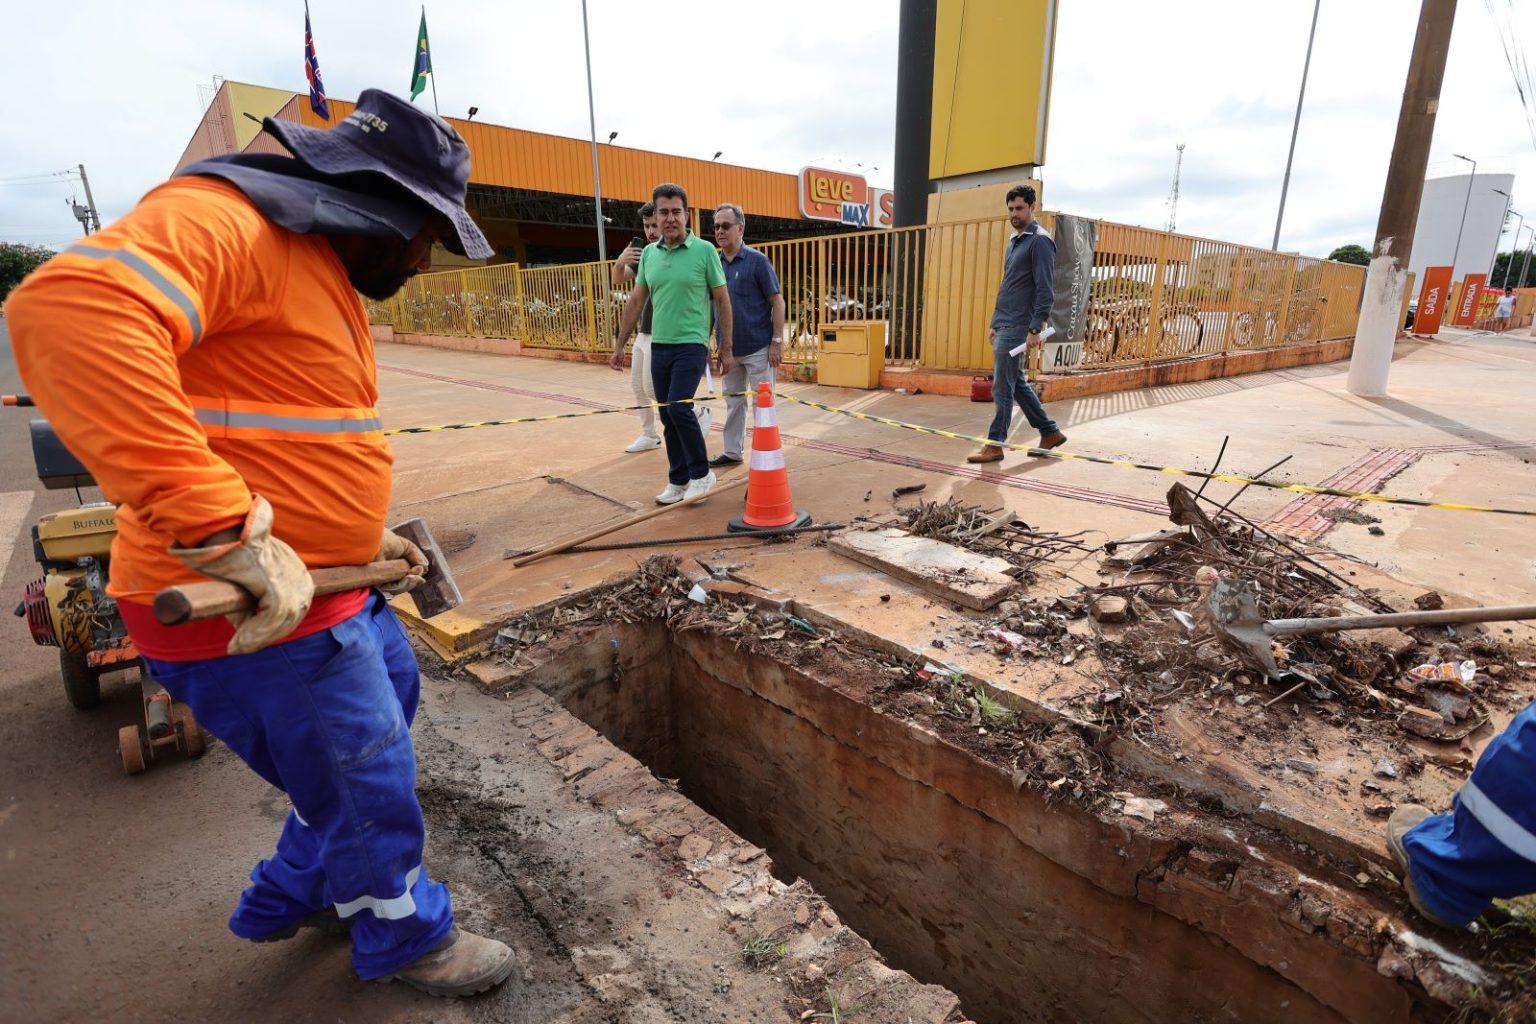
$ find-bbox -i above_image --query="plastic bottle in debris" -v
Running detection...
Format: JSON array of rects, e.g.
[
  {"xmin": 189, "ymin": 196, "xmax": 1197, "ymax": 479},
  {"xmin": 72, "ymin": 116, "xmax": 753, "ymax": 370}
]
[{"xmin": 1408, "ymin": 660, "xmax": 1477, "ymax": 685}]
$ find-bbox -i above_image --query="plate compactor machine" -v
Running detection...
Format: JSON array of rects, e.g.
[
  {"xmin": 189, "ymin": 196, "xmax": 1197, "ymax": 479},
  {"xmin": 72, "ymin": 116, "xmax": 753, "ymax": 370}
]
[{"xmin": 6, "ymin": 395, "xmax": 206, "ymax": 774}]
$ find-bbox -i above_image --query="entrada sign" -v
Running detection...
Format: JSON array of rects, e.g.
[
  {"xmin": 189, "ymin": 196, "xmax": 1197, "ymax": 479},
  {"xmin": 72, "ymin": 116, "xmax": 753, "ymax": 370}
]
[{"xmin": 798, "ymin": 166, "xmax": 894, "ymax": 229}]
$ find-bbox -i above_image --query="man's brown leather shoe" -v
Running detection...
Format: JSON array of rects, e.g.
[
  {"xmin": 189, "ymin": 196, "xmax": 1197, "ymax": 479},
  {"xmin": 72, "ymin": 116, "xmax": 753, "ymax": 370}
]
[
  {"xmin": 966, "ymin": 444, "xmax": 1004, "ymax": 463},
  {"xmin": 1035, "ymin": 431, "xmax": 1068, "ymax": 453}
]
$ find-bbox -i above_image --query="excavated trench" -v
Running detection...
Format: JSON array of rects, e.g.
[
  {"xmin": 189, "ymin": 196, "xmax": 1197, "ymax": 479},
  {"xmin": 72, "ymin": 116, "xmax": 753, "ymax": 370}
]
[{"xmin": 524, "ymin": 618, "xmax": 1403, "ymax": 1024}]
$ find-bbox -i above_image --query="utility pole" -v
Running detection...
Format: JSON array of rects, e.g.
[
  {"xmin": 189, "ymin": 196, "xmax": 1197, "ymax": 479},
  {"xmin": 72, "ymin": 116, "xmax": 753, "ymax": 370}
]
[
  {"xmin": 1165, "ymin": 143, "xmax": 1186, "ymax": 233},
  {"xmin": 1346, "ymin": 0, "xmax": 1456, "ymax": 397},
  {"xmin": 1273, "ymin": 0, "xmax": 1321, "ymax": 250},
  {"xmin": 579, "ymin": 0, "xmax": 607, "ymax": 263},
  {"xmin": 1519, "ymin": 229, "xmax": 1535, "ymax": 289},
  {"xmin": 77, "ymin": 163, "xmax": 101, "ymax": 233}
]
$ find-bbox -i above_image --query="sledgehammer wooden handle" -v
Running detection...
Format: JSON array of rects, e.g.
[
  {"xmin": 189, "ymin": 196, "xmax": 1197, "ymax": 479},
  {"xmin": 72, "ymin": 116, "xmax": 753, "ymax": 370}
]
[{"xmin": 152, "ymin": 559, "xmax": 414, "ymax": 626}]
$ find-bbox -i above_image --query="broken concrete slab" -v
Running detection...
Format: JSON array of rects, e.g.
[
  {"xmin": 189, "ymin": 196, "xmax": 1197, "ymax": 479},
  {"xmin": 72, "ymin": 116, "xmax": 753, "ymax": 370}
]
[{"xmin": 828, "ymin": 528, "xmax": 1017, "ymax": 610}]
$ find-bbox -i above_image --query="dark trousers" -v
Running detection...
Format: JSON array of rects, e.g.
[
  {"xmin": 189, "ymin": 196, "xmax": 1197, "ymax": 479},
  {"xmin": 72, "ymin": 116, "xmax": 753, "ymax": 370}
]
[
  {"xmin": 650, "ymin": 342, "xmax": 710, "ymax": 485},
  {"xmin": 988, "ymin": 334, "xmax": 1059, "ymax": 443}
]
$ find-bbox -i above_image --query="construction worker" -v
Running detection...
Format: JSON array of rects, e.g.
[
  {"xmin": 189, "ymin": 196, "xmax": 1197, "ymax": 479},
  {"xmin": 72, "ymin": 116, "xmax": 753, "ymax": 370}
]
[
  {"xmin": 5, "ymin": 89, "xmax": 515, "ymax": 998},
  {"xmin": 1389, "ymin": 703, "xmax": 1536, "ymax": 929}
]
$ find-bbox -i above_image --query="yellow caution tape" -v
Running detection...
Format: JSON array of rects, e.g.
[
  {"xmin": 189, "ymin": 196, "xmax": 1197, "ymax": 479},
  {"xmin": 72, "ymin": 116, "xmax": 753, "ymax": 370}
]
[{"xmin": 385, "ymin": 389, "xmax": 1536, "ymax": 517}]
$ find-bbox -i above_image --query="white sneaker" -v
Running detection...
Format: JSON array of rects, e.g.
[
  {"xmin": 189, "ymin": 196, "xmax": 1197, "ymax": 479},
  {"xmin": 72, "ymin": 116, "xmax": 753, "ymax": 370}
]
[
  {"xmin": 625, "ymin": 434, "xmax": 662, "ymax": 453},
  {"xmin": 682, "ymin": 470, "xmax": 717, "ymax": 503},
  {"xmin": 655, "ymin": 483, "xmax": 686, "ymax": 505}
]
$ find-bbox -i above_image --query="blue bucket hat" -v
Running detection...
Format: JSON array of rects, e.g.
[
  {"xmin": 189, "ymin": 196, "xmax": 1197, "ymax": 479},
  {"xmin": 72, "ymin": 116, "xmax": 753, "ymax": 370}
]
[{"xmin": 262, "ymin": 88, "xmax": 493, "ymax": 259}]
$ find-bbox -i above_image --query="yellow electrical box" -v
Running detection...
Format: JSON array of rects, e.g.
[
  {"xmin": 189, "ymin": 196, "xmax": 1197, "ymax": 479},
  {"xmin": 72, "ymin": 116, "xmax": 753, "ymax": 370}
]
[{"xmin": 816, "ymin": 321, "xmax": 886, "ymax": 389}]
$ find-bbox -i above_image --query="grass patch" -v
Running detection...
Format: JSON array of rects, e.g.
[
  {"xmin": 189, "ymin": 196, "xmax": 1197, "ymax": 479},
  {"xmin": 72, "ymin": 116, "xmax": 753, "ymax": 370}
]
[{"xmin": 740, "ymin": 933, "xmax": 787, "ymax": 969}]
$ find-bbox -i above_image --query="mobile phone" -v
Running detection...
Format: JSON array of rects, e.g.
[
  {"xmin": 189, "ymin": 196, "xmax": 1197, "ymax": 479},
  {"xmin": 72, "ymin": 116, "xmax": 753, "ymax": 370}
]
[{"xmin": 629, "ymin": 236, "xmax": 647, "ymax": 251}]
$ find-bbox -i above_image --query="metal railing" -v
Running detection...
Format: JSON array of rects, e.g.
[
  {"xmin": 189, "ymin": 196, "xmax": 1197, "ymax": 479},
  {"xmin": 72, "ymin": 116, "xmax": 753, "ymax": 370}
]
[{"xmin": 367, "ymin": 213, "xmax": 1367, "ymax": 374}]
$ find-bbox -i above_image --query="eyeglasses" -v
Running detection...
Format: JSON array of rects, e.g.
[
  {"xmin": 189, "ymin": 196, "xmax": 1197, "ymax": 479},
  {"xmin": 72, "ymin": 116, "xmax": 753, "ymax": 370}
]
[{"xmin": 713, "ymin": 222, "xmax": 740, "ymax": 231}]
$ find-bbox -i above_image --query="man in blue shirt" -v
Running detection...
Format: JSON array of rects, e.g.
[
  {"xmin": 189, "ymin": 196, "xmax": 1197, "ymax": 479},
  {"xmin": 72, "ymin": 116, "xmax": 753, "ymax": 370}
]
[
  {"xmin": 708, "ymin": 203, "xmax": 785, "ymax": 467},
  {"xmin": 968, "ymin": 184, "xmax": 1068, "ymax": 464}
]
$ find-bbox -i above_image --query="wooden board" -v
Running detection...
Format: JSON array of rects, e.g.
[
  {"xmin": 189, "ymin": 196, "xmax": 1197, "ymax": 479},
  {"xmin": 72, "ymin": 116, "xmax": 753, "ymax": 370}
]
[{"xmin": 827, "ymin": 528, "xmax": 1017, "ymax": 610}]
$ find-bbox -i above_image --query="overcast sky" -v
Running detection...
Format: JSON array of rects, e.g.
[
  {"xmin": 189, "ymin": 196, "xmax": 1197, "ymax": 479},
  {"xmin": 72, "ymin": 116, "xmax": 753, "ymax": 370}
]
[{"xmin": 3, "ymin": 0, "xmax": 1534, "ymax": 259}]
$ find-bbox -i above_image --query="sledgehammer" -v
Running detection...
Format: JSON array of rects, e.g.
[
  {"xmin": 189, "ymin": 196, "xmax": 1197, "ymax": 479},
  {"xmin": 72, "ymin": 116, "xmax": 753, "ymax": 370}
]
[{"xmin": 152, "ymin": 517, "xmax": 463, "ymax": 626}]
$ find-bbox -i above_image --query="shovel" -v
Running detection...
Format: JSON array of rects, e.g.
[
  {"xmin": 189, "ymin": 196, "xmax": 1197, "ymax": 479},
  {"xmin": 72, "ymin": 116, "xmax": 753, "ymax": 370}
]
[{"xmin": 1207, "ymin": 577, "xmax": 1536, "ymax": 679}]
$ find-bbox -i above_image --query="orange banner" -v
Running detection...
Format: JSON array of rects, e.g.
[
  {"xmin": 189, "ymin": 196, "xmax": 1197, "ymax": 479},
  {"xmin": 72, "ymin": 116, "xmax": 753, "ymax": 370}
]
[
  {"xmin": 1414, "ymin": 265, "xmax": 1453, "ymax": 333},
  {"xmin": 1453, "ymin": 273, "xmax": 1487, "ymax": 327}
]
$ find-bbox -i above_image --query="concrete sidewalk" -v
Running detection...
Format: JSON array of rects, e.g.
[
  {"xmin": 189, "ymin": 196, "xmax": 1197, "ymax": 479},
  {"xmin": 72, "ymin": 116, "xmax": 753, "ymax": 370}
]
[{"xmin": 380, "ymin": 329, "xmax": 1536, "ymax": 646}]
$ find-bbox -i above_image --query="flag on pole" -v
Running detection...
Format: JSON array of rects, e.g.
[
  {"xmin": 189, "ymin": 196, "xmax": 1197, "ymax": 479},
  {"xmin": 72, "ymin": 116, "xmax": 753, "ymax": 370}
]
[
  {"xmin": 304, "ymin": 1, "xmax": 329, "ymax": 120},
  {"xmin": 410, "ymin": 9, "xmax": 432, "ymax": 102}
]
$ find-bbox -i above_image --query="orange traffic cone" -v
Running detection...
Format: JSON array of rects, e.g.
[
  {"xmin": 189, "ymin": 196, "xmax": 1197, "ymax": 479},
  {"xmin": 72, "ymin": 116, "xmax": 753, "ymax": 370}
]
[{"xmin": 728, "ymin": 382, "xmax": 812, "ymax": 533}]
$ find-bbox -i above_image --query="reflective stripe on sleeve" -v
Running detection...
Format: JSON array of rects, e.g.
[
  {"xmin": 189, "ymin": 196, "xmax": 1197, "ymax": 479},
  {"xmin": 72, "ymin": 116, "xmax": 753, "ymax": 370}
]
[
  {"xmin": 65, "ymin": 244, "xmax": 204, "ymax": 346},
  {"xmin": 334, "ymin": 865, "xmax": 422, "ymax": 920},
  {"xmin": 1460, "ymin": 780, "xmax": 1536, "ymax": 865}
]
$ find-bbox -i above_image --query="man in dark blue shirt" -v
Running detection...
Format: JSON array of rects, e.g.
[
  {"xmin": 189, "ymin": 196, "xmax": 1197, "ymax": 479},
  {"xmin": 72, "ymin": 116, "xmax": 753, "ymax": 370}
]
[
  {"xmin": 709, "ymin": 202, "xmax": 785, "ymax": 467},
  {"xmin": 968, "ymin": 184, "xmax": 1067, "ymax": 464}
]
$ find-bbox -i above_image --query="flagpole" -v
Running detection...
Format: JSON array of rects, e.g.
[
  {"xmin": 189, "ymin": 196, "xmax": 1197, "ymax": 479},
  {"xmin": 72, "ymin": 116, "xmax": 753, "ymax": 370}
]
[
  {"xmin": 424, "ymin": 6, "xmax": 439, "ymax": 115},
  {"xmin": 581, "ymin": 0, "xmax": 607, "ymax": 263}
]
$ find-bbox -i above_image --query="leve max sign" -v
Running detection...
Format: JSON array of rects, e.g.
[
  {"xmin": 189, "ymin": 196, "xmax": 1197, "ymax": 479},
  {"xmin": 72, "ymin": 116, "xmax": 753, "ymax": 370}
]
[{"xmin": 798, "ymin": 166, "xmax": 894, "ymax": 229}]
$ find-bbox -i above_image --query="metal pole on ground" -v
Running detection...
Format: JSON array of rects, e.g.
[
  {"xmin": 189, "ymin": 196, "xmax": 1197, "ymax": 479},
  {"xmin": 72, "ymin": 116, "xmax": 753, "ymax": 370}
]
[
  {"xmin": 1273, "ymin": 0, "xmax": 1321, "ymax": 251},
  {"xmin": 580, "ymin": 0, "xmax": 608, "ymax": 264},
  {"xmin": 1346, "ymin": 0, "xmax": 1458, "ymax": 398}
]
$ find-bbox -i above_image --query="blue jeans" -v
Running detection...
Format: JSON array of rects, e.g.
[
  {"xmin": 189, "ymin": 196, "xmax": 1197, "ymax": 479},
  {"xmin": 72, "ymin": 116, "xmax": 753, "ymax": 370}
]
[
  {"xmin": 988, "ymin": 334, "xmax": 1059, "ymax": 444},
  {"xmin": 1402, "ymin": 700, "xmax": 1536, "ymax": 925},
  {"xmin": 144, "ymin": 592, "xmax": 453, "ymax": 979},
  {"xmin": 650, "ymin": 342, "xmax": 710, "ymax": 485}
]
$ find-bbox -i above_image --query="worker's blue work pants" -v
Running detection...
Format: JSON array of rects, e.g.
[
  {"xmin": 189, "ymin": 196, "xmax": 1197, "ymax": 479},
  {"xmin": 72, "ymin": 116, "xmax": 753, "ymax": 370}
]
[
  {"xmin": 1403, "ymin": 700, "xmax": 1536, "ymax": 925},
  {"xmin": 143, "ymin": 592, "xmax": 453, "ymax": 979}
]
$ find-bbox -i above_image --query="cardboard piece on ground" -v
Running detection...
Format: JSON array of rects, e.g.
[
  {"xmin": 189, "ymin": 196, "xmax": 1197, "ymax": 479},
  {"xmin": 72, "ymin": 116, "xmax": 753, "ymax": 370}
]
[{"xmin": 827, "ymin": 528, "xmax": 1017, "ymax": 610}]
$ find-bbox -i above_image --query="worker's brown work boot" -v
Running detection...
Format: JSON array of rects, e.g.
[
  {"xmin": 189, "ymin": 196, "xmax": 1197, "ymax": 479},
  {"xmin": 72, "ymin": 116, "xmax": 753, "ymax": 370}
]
[
  {"xmin": 966, "ymin": 444, "xmax": 1004, "ymax": 464},
  {"xmin": 1386, "ymin": 804, "xmax": 1461, "ymax": 929},
  {"xmin": 384, "ymin": 928, "xmax": 516, "ymax": 997}
]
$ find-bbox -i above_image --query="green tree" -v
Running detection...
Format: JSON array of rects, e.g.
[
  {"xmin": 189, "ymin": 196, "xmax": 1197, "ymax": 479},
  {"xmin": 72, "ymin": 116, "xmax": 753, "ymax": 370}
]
[
  {"xmin": 1490, "ymin": 250, "xmax": 1536, "ymax": 290},
  {"xmin": 1327, "ymin": 244, "xmax": 1371, "ymax": 266},
  {"xmin": 0, "ymin": 243, "xmax": 57, "ymax": 302}
]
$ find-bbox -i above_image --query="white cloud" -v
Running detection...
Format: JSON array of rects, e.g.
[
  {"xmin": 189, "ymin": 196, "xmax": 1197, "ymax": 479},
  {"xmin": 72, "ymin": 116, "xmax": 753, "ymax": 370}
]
[{"xmin": 2, "ymin": 0, "xmax": 1532, "ymax": 260}]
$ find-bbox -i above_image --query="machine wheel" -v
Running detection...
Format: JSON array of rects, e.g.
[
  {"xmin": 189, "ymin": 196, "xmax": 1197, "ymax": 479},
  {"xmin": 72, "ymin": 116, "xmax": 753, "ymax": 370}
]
[
  {"xmin": 118, "ymin": 724, "xmax": 147, "ymax": 775},
  {"xmin": 59, "ymin": 649, "xmax": 102, "ymax": 710},
  {"xmin": 174, "ymin": 705, "xmax": 207, "ymax": 758}
]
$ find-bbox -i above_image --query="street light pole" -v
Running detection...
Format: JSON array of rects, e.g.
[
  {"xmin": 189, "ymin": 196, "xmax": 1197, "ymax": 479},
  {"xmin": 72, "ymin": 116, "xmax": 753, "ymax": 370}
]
[
  {"xmin": 1450, "ymin": 153, "xmax": 1476, "ymax": 276},
  {"xmin": 580, "ymin": 0, "xmax": 607, "ymax": 264},
  {"xmin": 1518, "ymin": 225, "xmax": 1535, "ymax": 290},
  {"xmin": 1273, "ymin": 0, "xmax": 1321, "ymax": 251},
  {"xmin": 1501, "ymin": 211, "xmax": 1524, "ymax": 288},
  {"xmin": 1490, "ymin": 187, "xmax": 1512, "ymax": 277}
]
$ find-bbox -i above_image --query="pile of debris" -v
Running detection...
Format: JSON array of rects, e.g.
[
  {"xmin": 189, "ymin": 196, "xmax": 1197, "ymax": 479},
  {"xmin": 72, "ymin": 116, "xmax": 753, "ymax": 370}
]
[
  {"xmin": 1061, "ymin": 484, "xmax": 1523, "ymax": 741},
  {"xmin": 892, "ymin": 497, "xmax": 1096, "ymax": 581}
]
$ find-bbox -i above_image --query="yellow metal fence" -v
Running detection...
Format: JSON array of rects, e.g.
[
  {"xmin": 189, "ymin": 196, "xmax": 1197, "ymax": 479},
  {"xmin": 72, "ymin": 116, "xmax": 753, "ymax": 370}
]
[{"xmin": 367, "ymin": 214, "xmax": 1367, "ymax": 375}]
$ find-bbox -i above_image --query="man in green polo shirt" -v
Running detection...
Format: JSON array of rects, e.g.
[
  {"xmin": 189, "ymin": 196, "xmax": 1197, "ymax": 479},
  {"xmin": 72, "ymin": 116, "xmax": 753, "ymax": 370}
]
[{"xmin": 615, "ymin": 182, "xmax": 732, "ymax": 505}]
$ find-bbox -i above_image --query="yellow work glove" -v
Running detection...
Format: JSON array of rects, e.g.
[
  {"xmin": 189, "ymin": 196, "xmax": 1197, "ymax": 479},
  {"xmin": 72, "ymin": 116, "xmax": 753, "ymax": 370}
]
[
  {"xmin": 171, "ymin": 496, "xmax": 315, "ymax": 656},
  {"xmin": 375, "ymin": 528, "xmax": 428, "ymax": 596}
]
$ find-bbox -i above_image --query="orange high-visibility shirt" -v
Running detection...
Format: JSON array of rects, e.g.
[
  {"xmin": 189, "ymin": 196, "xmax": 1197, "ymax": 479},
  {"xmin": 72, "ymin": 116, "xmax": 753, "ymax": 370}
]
[{"xmin": 5, "ymin": 176, "xmax": 393, "ymax": 644}]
